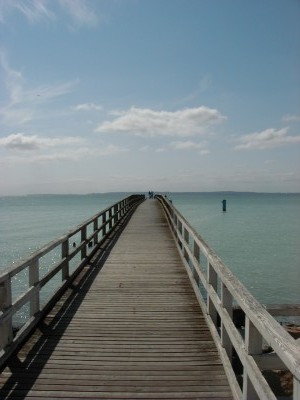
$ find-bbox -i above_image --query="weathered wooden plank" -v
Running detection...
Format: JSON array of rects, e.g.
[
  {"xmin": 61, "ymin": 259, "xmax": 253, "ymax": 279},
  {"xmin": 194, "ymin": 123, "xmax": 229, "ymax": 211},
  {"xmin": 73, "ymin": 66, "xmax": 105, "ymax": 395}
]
[
  {"xmin": 3, "ymin": 363, "xmax": 227, "ymax": 373},
  {"xmin": 1, "ymin": 371, "xmax": 228, "ymax": 380},
  {"xmin": 0, "ymin": 391, "xmax": 234, "ymax": 399},
  {"xmin": 1, "ymin": 384, "xmax": 232, "ymax": 392}
]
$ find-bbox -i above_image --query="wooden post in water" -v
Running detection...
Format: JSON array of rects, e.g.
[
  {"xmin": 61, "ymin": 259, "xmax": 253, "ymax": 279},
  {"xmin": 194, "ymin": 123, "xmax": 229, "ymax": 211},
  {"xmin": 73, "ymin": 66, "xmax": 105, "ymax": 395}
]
[{"xmin": 222, "ymin": 199, "xmax": 227, "ymax": 212}]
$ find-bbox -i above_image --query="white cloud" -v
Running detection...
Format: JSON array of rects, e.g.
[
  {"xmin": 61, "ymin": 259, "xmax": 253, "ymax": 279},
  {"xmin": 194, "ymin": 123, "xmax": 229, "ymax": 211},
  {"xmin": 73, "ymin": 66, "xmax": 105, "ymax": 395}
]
[
  {"xmin": 282, "ymin": 114, "xmax": 300, "ymax": 122},
  {"xmin": 234, "ymin": 127, "xmax": 300, "ymax": 150},
  {"xmin": 74, "ymin": 103, "xmax": 103, "ymax": 111},
  {"xmin": 0, "ymin": 0, "xmax": 99, "ymax": 27},
  {"xmin": 30, "ymin": 148, "xmax": 90, "ymax": 162},
  {"xmin": 0, "ymin": 133, "xmax": 84, "ymax": 151},
  {"xmin": 0, "ymin": 133, "xmax": 128, "ymax": 166},
  {"xmin": 171, "ymin": 141, "xmax": 196, "ymax": 150},
  {"xmin": 99, "ymin": 143, "xmax": 128, "ymax": 156},
  {"xmin": 96, "ymin": 106, "xmax": 226, "ymax": 137},
  {"xmin": 170, "ymin": 140, "xmax": 203, "ymax": 150},
  {"xmin": 199, "ymin": 149, "xmax": 210, "ymax": 155},
  {"xmin": 31, "ymin": 144, "xmax": 128, "ymax": 162},
  {"xmin": 0, "ymin": 107, "xmax": 34, "ymax": 126},
  {"xmin": 139, "ymin": 145, "xmax": 150, "ymax": 152},
  {"xmin": 156, "ymin": 140, "xmax": 210, "ymax": 155},
  {"xmin": 264, "ymin": 159, "xmax": 274, "ymax": 165},
  {"xmin": 170, "ymin": 140, "xmax": 210, "ymax": 155}
]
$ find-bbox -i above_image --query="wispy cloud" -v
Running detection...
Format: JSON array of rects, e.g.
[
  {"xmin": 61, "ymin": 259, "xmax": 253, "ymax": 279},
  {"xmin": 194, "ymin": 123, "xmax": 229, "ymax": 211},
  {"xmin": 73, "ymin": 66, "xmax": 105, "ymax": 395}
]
[
  {"xmin": 174, "ymin": 74, "xmax": 213, "ymax": 106},
  {"xmin": 26, "ymin": 80, "xmax": 79, "ymax": 103},
  {"xmin": 1, "ymin": 148, "xmax": 91, "ymax": 165},
  {"xmin": 0, "ymin": 133, "xmax": 84, "ymax": 151},
  {"xmin": 170, "ymin": 140, "xmax": 210, "ymax": 155},
  {"xmin": 155, "ymin": 140, "xmax": 210, "ymax": 155},
  {"xmin": 96, "ymin": 106, "xmax": 226, "ymax": 137},
  {"xmin": 0, "ymin": 52, "xmax": 78, "ymax": 126},
  {"xmin": 28, "ymin": 148, "xmax": 91, "ymax": 163},
  {"xmin": 0, "ymin": 51, "xmax": 24, "ymax": 104},
  {"xmin": 0, "ymin": 0, "xmax": 53, "ymax": 24},
  {"xmin": 282, "ymin": 114, "xmax": 300, "ymax": 123},
  {"xmin": 234, "ymin": 127, "xmax": 300, "ymax": 150},
  {"xmin": 0, "ymin": 134, "xmax": 128, "ymax": 166},
  {"xmin": 73, "ymin": 103, "xmax": 103, "ymax": 111},
  {"xmin": 58, "ymin": 0, "xmax": 98, "ymax": 27},
  {"xmin": 31, "ymin": 144, "xmax": 128, "ymax": 162},
  {"xmin": 0, "ymin": 0, "xmax": 99, "ymax": 27}
]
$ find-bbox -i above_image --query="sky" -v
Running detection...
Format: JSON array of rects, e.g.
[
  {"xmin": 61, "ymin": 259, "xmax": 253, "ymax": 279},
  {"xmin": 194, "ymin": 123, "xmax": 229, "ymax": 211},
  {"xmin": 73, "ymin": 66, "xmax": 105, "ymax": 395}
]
[{"xmin": 0, "ymin": 0, "xmax": 299, "ymax": 195}]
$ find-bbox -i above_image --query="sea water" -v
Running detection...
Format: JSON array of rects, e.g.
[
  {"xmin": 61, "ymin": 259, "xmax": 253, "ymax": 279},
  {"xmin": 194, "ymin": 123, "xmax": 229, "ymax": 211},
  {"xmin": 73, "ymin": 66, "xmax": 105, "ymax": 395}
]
[
  {"xmin": 170, "ymin": 192, "xmax": 300, "ymax": 306},
  {"xmin": 0, "ymin": 193, "xmax": 126, "ymax": 267},
  {"xmin": 0, "ymin": 192, "xmax": 299, "ymax": 320}
]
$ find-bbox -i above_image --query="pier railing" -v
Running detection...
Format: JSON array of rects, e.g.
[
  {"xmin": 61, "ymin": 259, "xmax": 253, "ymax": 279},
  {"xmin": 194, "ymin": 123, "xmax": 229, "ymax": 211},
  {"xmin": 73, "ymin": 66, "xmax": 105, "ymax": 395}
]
[
  {"xmin": 0, "ymin": 194, "xmax": 144, "ymax": 369},
  {"xmin": 156, "ymin": 195, "xmax": 300, "ymax": 400}
]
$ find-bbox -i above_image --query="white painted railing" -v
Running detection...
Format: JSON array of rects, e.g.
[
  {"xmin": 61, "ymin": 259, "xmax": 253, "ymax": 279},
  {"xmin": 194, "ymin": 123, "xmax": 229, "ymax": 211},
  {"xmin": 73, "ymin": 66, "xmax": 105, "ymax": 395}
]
[
  {"xmin": 0, "ymin": 194, "xmax": 144, "ymax": 369},
  {"xmin": 156, "ymin": 195, "xmax": 300, "ymax": 400}
]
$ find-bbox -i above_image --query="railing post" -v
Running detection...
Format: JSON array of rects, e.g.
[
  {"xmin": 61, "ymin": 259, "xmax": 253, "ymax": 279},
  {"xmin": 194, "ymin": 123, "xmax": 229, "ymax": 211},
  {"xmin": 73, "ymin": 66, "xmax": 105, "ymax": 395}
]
[
  {"xmin": 120, "ymin": 200, "xmax": 124, "ymax": 217},
  {"xmin": 109, "ymin": 208, "xmax": 113, "ymax": 230},
  {"xmin": 93, "ymin": 218, "xmax": 99, "ymax": 246},
  {"xmin": 0, "ymin": 277, "xmax": 13, "ymax": 350},
  {"xmin": 243, "ymin": 316, "xmax": 262, "ymax": 400},
  {"xmin": 81, "ymin": 226, "xmax": 87, "ymax": 260},
  {"xmin": 294, "ymin": 377, "xmax": 300, "ymax": 400},
  {"xmin": 184, "ymin": 227, "xmax": 189, "ymax": 244},
  {"xmin": 61, "ymin": 239, "xmax": 69, "ymax": 281},
  {"xmin": 113, "ymin": 204, "xmax": 118, "ymax": 225},
  {"xmin": 207, "ymin": 262, "xmax": 218, "ymax": 327},
  {"xmin": 173, "ymin": 214, "xmax": 178, "ymax": 237},
  {"xmin": 103, "ymin": 211, "xmax": 107, "ymax": 237},
  {"xmin": 193, "ymin": 241, "xmax": 199, "ymax": 261},
  {"xmin": 177, "ymin": 219, "xmax": 183, "ymax": 249},
  {"xmin": 183, "ymin": 227, "xmax": 189, "ymax": 263},
  {"xmin": 193, "ymin": 241, "xmax": 200, "ymax": 285},
  {"xmin": 221, "ymin": 283, "xmax": 233, "ymax": 358},
  {"xmin": 29, "ymin": 259, "xmax": 40, "ymax": 316}
]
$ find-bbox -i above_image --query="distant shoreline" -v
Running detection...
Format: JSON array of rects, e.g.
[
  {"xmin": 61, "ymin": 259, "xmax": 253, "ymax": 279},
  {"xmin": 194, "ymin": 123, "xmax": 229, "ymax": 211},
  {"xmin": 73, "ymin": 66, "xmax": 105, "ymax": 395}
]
[{"xmin": 1, "ymin": 191, "xmax": 300, "ymax": 198}]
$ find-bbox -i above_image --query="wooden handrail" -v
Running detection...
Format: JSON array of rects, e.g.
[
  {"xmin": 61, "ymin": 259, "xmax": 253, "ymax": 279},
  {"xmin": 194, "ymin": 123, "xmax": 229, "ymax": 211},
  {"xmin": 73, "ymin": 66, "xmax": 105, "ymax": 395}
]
[
  {"xmin": 0, "ymin": 194, "xmax": 145, "ymax": 369},
  {"xmin": 156, "ymin": 194, "xmax": 300, "ymax": 400}
]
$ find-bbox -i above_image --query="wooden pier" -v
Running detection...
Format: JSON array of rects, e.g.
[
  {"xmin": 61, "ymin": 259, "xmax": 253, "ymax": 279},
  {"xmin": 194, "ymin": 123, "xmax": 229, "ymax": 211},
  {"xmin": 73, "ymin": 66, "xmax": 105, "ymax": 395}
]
[{"xmin": 1, "ymin": 195, "xmax": 299, "ymax": 399}]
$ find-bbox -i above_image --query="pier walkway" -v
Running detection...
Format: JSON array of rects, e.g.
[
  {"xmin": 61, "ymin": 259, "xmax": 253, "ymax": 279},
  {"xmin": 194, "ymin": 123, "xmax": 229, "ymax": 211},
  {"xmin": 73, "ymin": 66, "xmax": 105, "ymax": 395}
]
[
  {"xmin": 1, "ymin": 195, "xmax": 300, "ymax": 400},
  {"xmin": 0, "ymin": 200, "xmax": 232, "ymax": 399}
]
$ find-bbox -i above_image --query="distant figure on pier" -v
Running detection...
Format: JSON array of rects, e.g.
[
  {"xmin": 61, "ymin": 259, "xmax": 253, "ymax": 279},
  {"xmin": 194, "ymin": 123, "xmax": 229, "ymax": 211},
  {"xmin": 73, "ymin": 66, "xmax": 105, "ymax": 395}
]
[{"xmin": 148, "ymin": 191, "xmax": 154, "ymax": 199}]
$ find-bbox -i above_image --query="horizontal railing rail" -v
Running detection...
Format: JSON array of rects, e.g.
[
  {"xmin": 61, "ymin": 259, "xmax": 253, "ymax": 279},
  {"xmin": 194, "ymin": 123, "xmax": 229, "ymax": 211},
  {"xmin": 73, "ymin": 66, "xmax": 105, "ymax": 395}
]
[
  {"xmin": 0, "ymin": 194, "xmax": 145, "ymax": 369},
  {"xmin": 156, "ymin": 194, "xmax": 300, "ymax": 400}
]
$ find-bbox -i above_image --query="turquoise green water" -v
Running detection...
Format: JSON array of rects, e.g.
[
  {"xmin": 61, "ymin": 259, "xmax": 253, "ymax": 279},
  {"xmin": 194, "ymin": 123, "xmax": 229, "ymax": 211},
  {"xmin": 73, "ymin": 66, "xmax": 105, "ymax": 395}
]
[
  {"xmin": 1, "ymin": 192, "xmax": 299, "ymax": 307},
  {"xmin": 171, "ymin": 192, "xmax": 300, "ymax": 305},
  {"xmin": 0, "ymin": 193, "xmax": 125, "ymax": 267}
]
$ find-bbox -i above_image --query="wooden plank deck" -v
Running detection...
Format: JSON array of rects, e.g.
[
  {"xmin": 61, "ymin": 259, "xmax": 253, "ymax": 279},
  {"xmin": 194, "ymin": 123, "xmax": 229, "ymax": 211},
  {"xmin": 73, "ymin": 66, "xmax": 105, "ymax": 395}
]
[{"xmin": 0, "ymin": 199, "xmax": 233, "ymax": 399}]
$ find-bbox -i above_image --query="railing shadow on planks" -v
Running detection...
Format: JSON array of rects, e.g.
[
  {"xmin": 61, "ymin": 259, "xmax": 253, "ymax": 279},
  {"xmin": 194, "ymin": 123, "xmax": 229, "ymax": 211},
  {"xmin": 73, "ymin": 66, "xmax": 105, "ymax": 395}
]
[
  {"xmin": 155, "ymin": 194, "xmax": 300, "ymax": 400},
  {"xmin": 0, "ymin": 194, "xmax": 145, "ymax": 370}
]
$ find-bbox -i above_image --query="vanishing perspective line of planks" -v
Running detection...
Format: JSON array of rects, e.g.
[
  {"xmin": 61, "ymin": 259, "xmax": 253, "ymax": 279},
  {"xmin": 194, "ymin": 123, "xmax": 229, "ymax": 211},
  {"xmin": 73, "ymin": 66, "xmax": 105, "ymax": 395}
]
[{"xmin": 0, "ymin": 199, "xmax": 233, "ymax": 399}]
